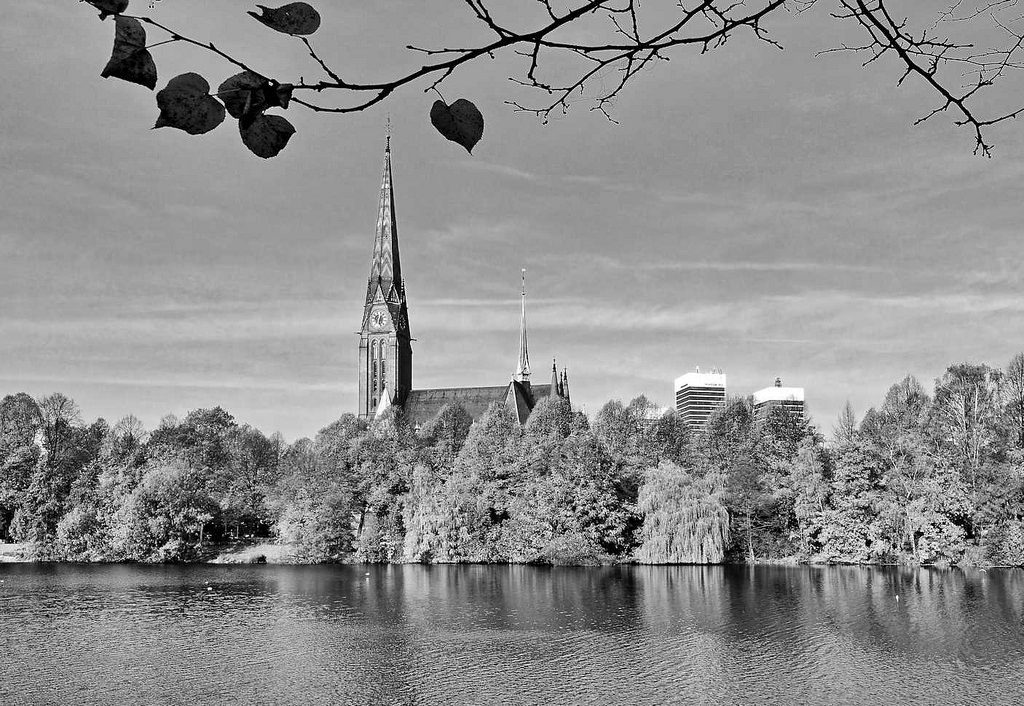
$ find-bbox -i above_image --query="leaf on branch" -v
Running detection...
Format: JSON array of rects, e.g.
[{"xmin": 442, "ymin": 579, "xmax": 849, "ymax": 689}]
[
  {"xmin": 86, "ymin": 0, "xmax": 130, "ymax": 20},
  {"xmin": 219, "ymin": 71, "xmax": 269, "ymax": 120},
  {"xmin": 276, "ymin": 84, "xmax": 293, "ymax": 109},
  {"xmin": 101, "ymin": 16, "xmax": 157, "ymax": 90},
  {"xmin": 239, "ymin": 114, "xmax": 296, "ymax": 158},
  {"xmin": 247, "ymin": 3, "xmax": 321, "ymax": 36},
  {"xmin": 219, "ymin": 72, "xmax": 294, "ymax": 130},
  {"xmin": 154, "ymin": 73, "xmax": 226, "ymax": 135},
  {"xmin": 429, "ymin": 99, "xmax": 484, "ymax": 154}
]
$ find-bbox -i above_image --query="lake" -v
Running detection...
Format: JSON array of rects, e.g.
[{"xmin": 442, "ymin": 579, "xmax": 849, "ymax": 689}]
[{"xmin": 1, "ymin": 564, "xmax": 1022, "ymax": 705}]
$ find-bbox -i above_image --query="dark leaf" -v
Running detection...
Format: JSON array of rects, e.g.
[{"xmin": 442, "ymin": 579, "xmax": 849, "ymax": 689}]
[
  {"xmin": 247, "ymin": 3, "xmax": 321, "ymax": 35},
  {"xmin": 259, "ymin": 83, "xmax": 287, "ymax": 111},
  {"xmin": 429, "ymin": 98, "xmax": 484, "ymax": 154},
  {"xmin": 101, "ymin": 16, "xmax": 157, "ymax": 90},
  {"xmin": 154, "ymin": 73, "xmax": 226, "ymax": 135},
  {"xmin": 276, "ymin": 84, "xmax": 294, "ymax": 109},
  {"xmin": 240, "ymin": 114, "xmax": 296, "ymax": 158},
  {"xmin": 218, "ymin": 71, "xmax": 269, "ymax": 120},
  {"xmin": 86, "ymin": 0, "xmax": 130, "ymax": 19}
]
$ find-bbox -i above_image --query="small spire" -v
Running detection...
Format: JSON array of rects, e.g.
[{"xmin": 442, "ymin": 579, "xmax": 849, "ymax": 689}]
[
  {"xmin": 385, "ymin": 113, "xmax": 392, "ymax": 152},
  {"xmin": 561, "ymin": 369, "xmax": 570, "ymax": 403},
  {"xmin": 550, "ymin": 358, "xmax": 560, "ymax": 397},
  {"xmin": 514, "ymin": 269, "xmax": 531, "ymax": 382}
]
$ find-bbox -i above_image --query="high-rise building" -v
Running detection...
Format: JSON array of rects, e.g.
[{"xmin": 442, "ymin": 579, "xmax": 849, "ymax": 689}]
[
  {"xmin": 674, "ymin": 368, "xmax": 726, "ymax": 427},
  {"xmin": 752, "ymin": 377, "xmax": 805, "ymax": 421}
]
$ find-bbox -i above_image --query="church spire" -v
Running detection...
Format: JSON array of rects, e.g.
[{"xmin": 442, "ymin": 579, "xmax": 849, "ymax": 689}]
[
  {"xmin": 358, "ymin": 122, "xmax": 412, "ymax": 419},
  {"xmin": 367, "ymin": 124, "xmax": 402, "ymax": 300},
  {"xmin": 514, "ymin": 269, "xmax": 531, "ymax": 383}
]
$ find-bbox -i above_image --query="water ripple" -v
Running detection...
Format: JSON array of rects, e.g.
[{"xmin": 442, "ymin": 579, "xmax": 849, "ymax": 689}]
[{"xmin": 2, "ymin": 564, "xmax": 1024, "ymax": 705}]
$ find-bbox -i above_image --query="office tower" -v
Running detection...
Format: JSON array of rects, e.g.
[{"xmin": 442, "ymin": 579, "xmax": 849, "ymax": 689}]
[
  {"xmin": 752, "ymin": 377, "xmax": 805, "ymax": 421},
  {"xmin": 674, "ymin": 367, "xmax": 726, "ymax": 427}
]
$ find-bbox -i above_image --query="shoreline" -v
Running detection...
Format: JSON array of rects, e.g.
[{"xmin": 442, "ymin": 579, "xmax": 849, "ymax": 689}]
[{"xmin": 2, "ymin": 543, "xmax": 1017, "ymax": 569}]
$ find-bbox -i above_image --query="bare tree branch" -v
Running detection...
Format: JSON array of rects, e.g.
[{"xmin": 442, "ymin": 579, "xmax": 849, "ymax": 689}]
[{"xmin": 96, "ymin": 1, "xmax": 1024, "ymax": 153}]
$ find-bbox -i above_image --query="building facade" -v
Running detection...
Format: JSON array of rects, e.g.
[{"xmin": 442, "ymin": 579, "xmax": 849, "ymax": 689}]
[
  {"xmin": 674, "ymin": 368, "xmax": 726, "ymax": 427},
  {"xmin": 752, "ymin": 377, "xmax": 805, "ymax": 421},
  {"xmin": 356, "ymin": 137, "xmax": 569, "ymax": 427}
]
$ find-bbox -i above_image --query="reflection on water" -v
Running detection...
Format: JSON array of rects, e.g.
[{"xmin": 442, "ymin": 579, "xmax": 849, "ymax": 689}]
[{"xmin": 2, "ymin": 564, "xmax": 1022, "ymax": 705}]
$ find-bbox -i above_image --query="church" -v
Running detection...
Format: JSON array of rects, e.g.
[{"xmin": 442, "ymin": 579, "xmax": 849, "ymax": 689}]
[{"xmin": 356, "ymin": 136, "xmax": 570, "ymax": 428}]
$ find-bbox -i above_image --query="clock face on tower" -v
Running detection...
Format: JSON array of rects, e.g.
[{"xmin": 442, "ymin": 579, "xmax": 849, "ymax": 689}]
[{"xmin": 370, "ymin": 309, "xmax": 389, "ymax": 330}]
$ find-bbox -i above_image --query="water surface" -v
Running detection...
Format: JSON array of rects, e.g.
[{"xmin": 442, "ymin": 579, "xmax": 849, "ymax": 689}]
[{"xmin": 2, "ymin": 564, "xmax": 1022, "ymax": 704}]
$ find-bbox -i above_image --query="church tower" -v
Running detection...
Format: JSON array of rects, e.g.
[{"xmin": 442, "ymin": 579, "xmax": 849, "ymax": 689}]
[{"xmin": 358, "ymin": 131, "xmax": 412, "ymax": 418}]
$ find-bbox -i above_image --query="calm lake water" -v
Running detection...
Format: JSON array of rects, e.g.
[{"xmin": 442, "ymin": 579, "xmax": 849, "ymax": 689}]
[{"xmin": 1, "ymin": 564, "xmax": 1022, "ymax": 705}]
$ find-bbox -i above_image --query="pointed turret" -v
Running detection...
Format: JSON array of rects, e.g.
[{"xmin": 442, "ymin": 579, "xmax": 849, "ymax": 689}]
[
  {"xmin": 561, "ymin": 370, "xmax": 570, "ymax": 403},
  {"xmin": 514, "ymin": 269, "xmax": 531, "ymax": 383},
  {"xmin": 550, "ymin": 358, "xmax": 560, "ymax": 397},
  {"xmin": 366, "ymin": 129, "xmax": 403, "ymax": 304}
]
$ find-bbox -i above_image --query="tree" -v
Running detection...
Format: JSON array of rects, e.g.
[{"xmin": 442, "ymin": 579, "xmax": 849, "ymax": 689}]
[
  {"xmin": 104, "ymin": 456, "xmax": 217, "ymax": 561},
  {"xmin": 593, "ymin": 395, "xmax": 666, "ymax": 470},
  {"xmin": 697, "ymin": 398, "xmax": 772, "ymax": 561},
  {"xmin": 1006, "ymin": 353, "xmax": 1024, "ymax": 449},
  {"xmin": 635, "ymin": 462, "xmax": 729, "ymax": 564},
  {"xmin": 37, "ymin": 393, "xmax": 82, "ymax": 470},
  {"xmin": 858, "ymin": 375, "xmax": 934, "ymax": 559},
  {"xmin": 789, "ymin": 439, "xmax": 829, "ymax": 557},
  {"xmin": 833, "ymin": 401, "xmax": 857, "ymax": 446},
  {"xmin": 151, "ymin": 406, "xmax": 237, "ymax": 471},
  {"xmin": 265, "ymin": 432, "xmax": 358, "ymax": 562},
  {"xmin": 646, "ymin": 411, "xmax": 693, "ymax": 468},
  {"xmin": 420, "ymin": 402, "xmax": 474, "ymax": 469},
  {"xmin": 817, "ymin": 438, "xmax": 882, "ymax": 563},
  {"xmin": 350, "ymin": 409, "xmax": 418, "ymax": 561},
  {"xmin": 218, "ymin": 425, "xmax": 280, "ymax": 537},
  {"xmin": 523, "ymin": 395, "xmax": 574, "ymax": 442},
  {"xmin": 78, "ymin": 1, "xmax": 1024, "ymax": 158},
  {"xmin": 929, "ymin": 363, "xmax": 1005, "ymax": 533},
  {"xmin": 110, "ymin": 414, "xmax": 148, "ymax": 466},
  {"xmin": 757, "ymin": 405, "xmax": 820, "ymax": 559},
  {"xmin": 0, "ymin": 393, "xmax": 42, "ymax": 452},
  {"xmin": 402, "ymin": 462, "xmax": 477, "ymax": 563},
  {"xmin": 0, "ymin": 393, "xmax": 43, "ymax": 540}
]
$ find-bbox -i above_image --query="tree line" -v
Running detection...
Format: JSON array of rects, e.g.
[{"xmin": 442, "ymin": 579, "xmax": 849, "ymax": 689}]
[{"xmin": 2, "ymin": 353, "xmax": 1023, "ymax": 565}]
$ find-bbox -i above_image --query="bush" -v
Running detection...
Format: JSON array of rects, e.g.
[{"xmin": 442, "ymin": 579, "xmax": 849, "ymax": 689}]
[
  {"xmin": 534, "ymin": 532, "xmax": 611, "ymax": 566},
  {"xmin": 982, "ymin": 521, "xmax": 1024, "ymax": 566}
]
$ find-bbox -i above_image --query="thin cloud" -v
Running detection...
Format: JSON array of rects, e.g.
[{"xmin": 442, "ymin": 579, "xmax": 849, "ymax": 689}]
[
  {"xmin": 0, "ymin": 373, "xmax": 345, "ymax": 394},
  {"xmin": 587, "ymin": 254, "xmax": 888, "ymax": 275},
  {"xmin": 457, "ymin": 160, "xmax": 547, "ymax": 182}
]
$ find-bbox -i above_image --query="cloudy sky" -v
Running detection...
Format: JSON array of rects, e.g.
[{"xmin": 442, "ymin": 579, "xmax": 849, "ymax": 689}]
[{"xmin": 2, "ymin": 1, "xmax": 1023, "ymax": 440}]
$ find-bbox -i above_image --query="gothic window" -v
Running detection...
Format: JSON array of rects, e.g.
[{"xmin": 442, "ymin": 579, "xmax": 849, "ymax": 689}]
[{"xmin": 372, "ymin": 361, "xmax": 378, "ymax": 392}]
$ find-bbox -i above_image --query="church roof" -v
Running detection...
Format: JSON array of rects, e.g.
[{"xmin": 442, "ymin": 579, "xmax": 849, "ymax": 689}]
[
  {"xmin": 507, "ymin": 381, "xmax": 533, "ymax": 425},
  {"xmin": 400, "ymin": 383, "xmax": 554, "ymax": 428},
  {"xmin": 402, "ymin": 386, "xmax": 509, "ymax": 428}
]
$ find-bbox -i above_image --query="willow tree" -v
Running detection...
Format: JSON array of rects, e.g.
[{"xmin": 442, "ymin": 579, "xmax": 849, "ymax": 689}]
[{"xmin": 635, "ymin": 461, "xmax": 729, "ymax": 564}]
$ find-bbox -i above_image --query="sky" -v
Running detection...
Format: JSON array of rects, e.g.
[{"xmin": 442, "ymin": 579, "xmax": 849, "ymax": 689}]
[{"xmin": 2, "ymin": 1, "xmax": 1024, "ymax": 441}]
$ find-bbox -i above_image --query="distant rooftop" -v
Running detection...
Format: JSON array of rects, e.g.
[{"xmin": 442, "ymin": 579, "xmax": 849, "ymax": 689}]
[
  {"xmin": 752, "ymin": 386, "xmax": 804, "ymax": 404},
  {"xmin": 674, "ymin": 367, "xmax": 726, "ymax": 389}
]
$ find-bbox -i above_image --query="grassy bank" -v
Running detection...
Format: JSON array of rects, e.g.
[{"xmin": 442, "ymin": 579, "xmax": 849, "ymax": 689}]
[
  {"xmin": 206, "ymin": 540, "xmax": 298, "ymax": 564},
  {"xmin": 0, "ymin": 543, "xmax": 29, "ymax": 562}
]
